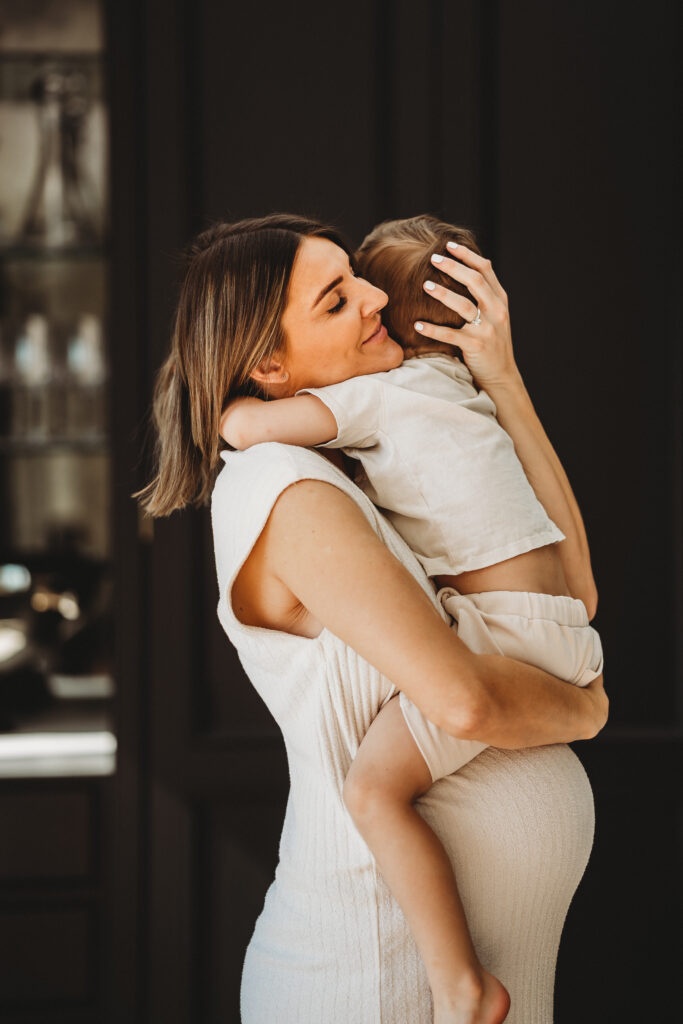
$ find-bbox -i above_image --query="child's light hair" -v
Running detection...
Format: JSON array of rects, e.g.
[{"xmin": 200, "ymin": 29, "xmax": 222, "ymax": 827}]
[{"xmin": 355, "ymin": 215, "xmax": 482, "ymax": 349}]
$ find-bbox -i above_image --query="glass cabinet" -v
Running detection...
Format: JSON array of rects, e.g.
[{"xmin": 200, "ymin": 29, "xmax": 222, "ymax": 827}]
[{"xmin": 0, "ymin": 0, "xmax": 114, "ymax": 774}]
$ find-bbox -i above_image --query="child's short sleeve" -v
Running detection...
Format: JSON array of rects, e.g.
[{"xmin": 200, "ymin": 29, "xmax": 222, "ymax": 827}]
[{"xmin": 296, "ymin": 376, "xmax": 383, "ymax": 450}]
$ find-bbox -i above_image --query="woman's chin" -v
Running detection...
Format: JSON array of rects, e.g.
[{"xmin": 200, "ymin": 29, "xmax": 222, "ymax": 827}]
[
  {"xmin": 368, "ymin": 333, "xmax": 405, "ymax": 370},
  {"xmin": 357, "ymin": 335, "xmax": 404, "ymax": 374},
  {"xmin": 384, "ymin": 337, "xmax": 405, "ymax": 368}
]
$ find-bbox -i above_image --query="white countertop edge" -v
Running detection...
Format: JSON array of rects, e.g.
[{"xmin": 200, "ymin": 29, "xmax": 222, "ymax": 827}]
[
  {"xmin": 0, "ymin": 752, "xmax": 116, "ymax": 778},
  {"xmin": 0, "ymin": 731, "xmax": 117, "ymax": 777}
]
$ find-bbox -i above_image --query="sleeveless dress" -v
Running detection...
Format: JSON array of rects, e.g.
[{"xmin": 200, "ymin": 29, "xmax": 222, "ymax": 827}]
[{"xmin": 210, "ymin": 443, "xmax": 595, "ymax": 1024}]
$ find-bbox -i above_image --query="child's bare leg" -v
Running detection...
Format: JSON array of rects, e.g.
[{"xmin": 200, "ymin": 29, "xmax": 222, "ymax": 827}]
[{"xmin": 343, "ymin": 694, "xmax": 510, "ymax": 1024}]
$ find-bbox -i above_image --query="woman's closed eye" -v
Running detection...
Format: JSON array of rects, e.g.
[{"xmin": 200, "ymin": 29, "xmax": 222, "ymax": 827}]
[
  {"xmin": 326, "ymin": 265, "xmax": 357, "ymax": 314},
  {"xmin": 327, "ymin": 295, "xmax": 348, "ymax": 315}
]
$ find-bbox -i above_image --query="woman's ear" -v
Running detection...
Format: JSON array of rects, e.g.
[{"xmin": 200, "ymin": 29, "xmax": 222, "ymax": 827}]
[{"xmin": 248, "ymin": 354, "xmax": 289, "ymax": 386}]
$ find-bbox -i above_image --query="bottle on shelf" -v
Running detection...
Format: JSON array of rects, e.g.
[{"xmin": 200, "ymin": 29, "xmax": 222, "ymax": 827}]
[
  {"xmin": 11, "ymin": 313, "xmax": 57, "ymax": 440},
  {"xmin": 65, "ymin": 313, "xmax": 107, "ymax": 439},
  {"xmin": 18, "ymin": 68, "xmax": 101, "ymax": 249}
]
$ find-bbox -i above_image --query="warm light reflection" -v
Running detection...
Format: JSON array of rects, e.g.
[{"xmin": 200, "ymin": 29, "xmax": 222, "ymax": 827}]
[
  {"xmin": 0, "ymin": 730, "xmax": 116, "ymax": 759},
  {"xmin": 0, "ymin": 619, "xmax": 26, "ymax": 661},
  {"xmin": 0, "ymin": 564, "xmax": 31, "ymax": 594}
]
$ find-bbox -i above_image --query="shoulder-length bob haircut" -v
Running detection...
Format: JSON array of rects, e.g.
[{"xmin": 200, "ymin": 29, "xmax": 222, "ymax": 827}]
[{"xmin": 132, "ymin": 213, "xmax": 353, "ymax": 518}]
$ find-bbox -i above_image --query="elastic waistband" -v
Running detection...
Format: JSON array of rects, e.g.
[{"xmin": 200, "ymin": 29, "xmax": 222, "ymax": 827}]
[{"xmin": 438, "ymin": 587, "xmax": 591, "ymax": 628}]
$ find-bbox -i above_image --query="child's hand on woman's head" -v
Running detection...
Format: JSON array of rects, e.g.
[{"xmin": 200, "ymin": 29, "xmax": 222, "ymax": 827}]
[{"xmin": 416, "ymin": 243, "xmax": 520, "ymax": 391}]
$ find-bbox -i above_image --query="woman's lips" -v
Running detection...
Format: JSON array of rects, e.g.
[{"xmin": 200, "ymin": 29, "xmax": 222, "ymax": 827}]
[{"xmin": 362, "ymin": 324, "xmax": 387, "ymax": 345}]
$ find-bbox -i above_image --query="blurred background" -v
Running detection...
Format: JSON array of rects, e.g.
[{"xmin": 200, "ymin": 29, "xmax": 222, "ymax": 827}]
[{"xmin": 0, "ymin": 1, "xmax": 679, "ymax": 1022}]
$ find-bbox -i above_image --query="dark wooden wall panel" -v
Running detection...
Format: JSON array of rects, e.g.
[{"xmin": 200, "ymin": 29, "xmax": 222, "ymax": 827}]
[
  {"xmin": 196, "ymin": 1, "xmax": 378, "ymax": 244},
  {"xmin": 389, "ymin": 1, "xmax": 438, "ymax": 216},
  {"xmin": 0, "ymin": 906, "xmax": 94, "ymax": 1005},
  {"xmin": 495, "ymin": 0, "xmax": 680, "ymax": 724},
  {"xmin": 557, "ymin": 737, "xmax": 683, "ymax": 1021},
  {"xmin": 0, "ymin": 790, "xmax": 92, "ymax": 881},
  {"xmin": 139, "ymin": 4, "xmax": 208, "ymax": 1024},
  {"xmin": 147, "ymin": 781, "xmax": 196, "ymax": 1024},
  {"xmin": 199, "ymin": 798, "xmax": 286, "ymax": 1023},
  {"xmin": 0, "ymin": 776, "xmax": 110, "ymax": 1023},
  {"xmin": 440, "ymin": 2, "xmax": 486, "ymax": 233},
  {"xmin": 385, "ymin": 2, "xmax": 484, "ymax": 230},
  {"xmin": 105, "ymin": 0, "xmax": 152, "ymax": 1018}
]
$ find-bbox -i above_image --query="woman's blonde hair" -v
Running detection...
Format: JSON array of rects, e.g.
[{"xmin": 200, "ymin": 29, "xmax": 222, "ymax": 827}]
[
  {"xmin": 355, "ymin": 215, "xmax": 481, "ymax": 348},
  {"xmin": 132, "ymin": 214, "xmax": 352, "ymax": 518}
]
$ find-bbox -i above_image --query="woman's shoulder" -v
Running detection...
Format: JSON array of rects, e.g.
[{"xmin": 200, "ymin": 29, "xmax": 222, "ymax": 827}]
[
  {"xmin": 211, "ymin": 442, "xmax": 366, "ymax": 531},
  {"xmin": 214, "ymin": 441, "xmax": 349, "ymax": 495},
  {"xmin": 210, "ymin": 442, "xmax": 445, "ymax": 642},
  {"xmin": 211, "ymin": 444, "xmax": 352, "ymax": 604},
  {"xmin": 210, "ymin": 440, "xmax": 418, "ymax": 570}
]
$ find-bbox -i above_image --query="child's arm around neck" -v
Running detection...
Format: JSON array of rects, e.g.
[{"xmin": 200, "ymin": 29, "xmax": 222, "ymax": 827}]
[{"xmin": 220, "ymin": 394, "xmax": 338, "ymax": 450}]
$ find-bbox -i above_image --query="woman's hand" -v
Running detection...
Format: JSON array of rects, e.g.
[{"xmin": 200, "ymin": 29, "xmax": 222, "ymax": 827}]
[
  {"xmin": 582, "ymin": 673, "xmax": 609, "ymax": 738},
  {"xmin": 416, "ymin": 241, "xmax": 520, "ymax": 391}
]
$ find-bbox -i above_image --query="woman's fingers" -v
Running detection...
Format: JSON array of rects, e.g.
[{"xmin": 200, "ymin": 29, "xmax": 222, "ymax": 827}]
[
  {"xmin": 427, "ymin": 253, "xmax": 496, "ymax": 310},
  {"xmin": 414, "ymin": 319, "xmax": 481, "ymax": 349},
  {"xmin": 422, "ymin": 279, "xmax": 479, "ymax": 322},
  {"xmin": 444, "ymin": 241, "xmax": 508, "ymax": 303},
  {"xmin": 416, "ymin": 243, "xmax": 517, "ymax": 390}
]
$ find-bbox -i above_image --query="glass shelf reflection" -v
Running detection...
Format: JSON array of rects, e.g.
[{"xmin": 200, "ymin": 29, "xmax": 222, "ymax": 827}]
[
  {"xmin": 0, "ymin": 0, "xmax": 113, "ymax": 767},
  {"xmin": 0, "ymin": 245, "xmax": 106, "ymax": 262},
  {"xmin": 0, "ymin": 436, "xmax": 108, "ymax": 453}
]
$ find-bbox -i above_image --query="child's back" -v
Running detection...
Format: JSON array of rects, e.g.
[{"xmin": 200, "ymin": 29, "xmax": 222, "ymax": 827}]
[
  {"xmin": 325, "ymin": 215, "xmax": 577, "ymax": 600},
  {"xmin": 300, "ymin": 350, "xmax": 572, "ymax": 603}
]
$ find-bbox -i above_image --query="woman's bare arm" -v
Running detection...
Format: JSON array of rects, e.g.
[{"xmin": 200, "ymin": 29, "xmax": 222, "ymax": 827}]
[
  {"xmin": 483, "ymin": 369, "xmax": 598, "ymax": 617},
  {"xmin": 249, "ymin": 478, "xmax": 608, "ymax": 747},
  {"xmin": 417, "ymin": 242, "xmax": 598, "ymax": 617}
]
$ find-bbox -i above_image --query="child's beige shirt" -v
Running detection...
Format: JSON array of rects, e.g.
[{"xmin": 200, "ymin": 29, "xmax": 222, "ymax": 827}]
[{"xmin": 299, "ymin": 353, "xmax": 565, "ymax": 577}]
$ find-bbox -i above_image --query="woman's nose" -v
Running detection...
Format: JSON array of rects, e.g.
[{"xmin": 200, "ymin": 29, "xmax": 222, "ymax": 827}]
[{"xmin": 359, "ymin": 279, "xmax": 388, "ymax": 317}]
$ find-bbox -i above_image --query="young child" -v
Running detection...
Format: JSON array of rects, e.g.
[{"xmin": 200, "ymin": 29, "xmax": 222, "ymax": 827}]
[{"xmin": 220, "ymin": 216, "xmax": 604, "ymax": 1024}]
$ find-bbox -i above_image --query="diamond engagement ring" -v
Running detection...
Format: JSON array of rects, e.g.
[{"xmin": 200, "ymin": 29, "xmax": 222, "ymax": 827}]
[{"xmin": 469, "ymin": 307, "xmax": 482, "ymax": 326}]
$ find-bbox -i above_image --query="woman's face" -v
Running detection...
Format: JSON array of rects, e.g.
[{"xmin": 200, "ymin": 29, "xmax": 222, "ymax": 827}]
[{"xmin": 276, "ymin": 236, "xmax": 404, "ymax": 394}]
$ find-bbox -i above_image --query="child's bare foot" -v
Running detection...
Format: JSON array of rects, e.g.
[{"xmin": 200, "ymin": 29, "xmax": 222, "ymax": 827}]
[
  {"xmin": 473, "ymin": 970, "xmax": 510, "ymax": 1024},
  {"xmin": 433, "ymin": 968, "xmax": 510, "ymax": 1024}
]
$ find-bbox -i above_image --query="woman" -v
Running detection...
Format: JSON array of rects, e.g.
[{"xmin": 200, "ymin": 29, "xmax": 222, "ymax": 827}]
[{"xmin": 134, "ymin": 213, "xmax": 608, "ymax": 1024}]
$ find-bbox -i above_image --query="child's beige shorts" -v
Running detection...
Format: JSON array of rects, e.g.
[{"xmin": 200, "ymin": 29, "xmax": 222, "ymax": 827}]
[{"xmin": 399, "ymin": 588, "xmax": 604, "ymax": 784}]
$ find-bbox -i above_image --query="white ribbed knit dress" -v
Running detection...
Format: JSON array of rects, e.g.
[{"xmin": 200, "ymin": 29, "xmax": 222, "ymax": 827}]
[{"xmin": 210, "ymin": 442, "xmax": 595, "ymax": 1024}]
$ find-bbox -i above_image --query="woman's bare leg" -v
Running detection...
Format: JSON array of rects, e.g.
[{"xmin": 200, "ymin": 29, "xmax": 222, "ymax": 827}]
[{"xmin": 343, "ymin": 694, "xmax": 510, "ymax": 1024}]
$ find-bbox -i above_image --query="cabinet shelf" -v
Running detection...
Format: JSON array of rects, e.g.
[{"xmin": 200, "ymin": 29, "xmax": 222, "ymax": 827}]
[
  {"xmin": 0, "ymin": 51, "xmax": 104, "ymax": 63},
  {"xmin": 0, "ymin": 731, "xmax": 115, "ymax": 778},
  {"xmin": 0, "ymin": 245, "xmax": 107, "ymax": 263},
  {"xmin": 0, "ymin": 698, "xmax": 115, "ymax": 778},
  {"xmin": 0, "ymin": 436, "xmax": 109, "ymax": 455}
]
